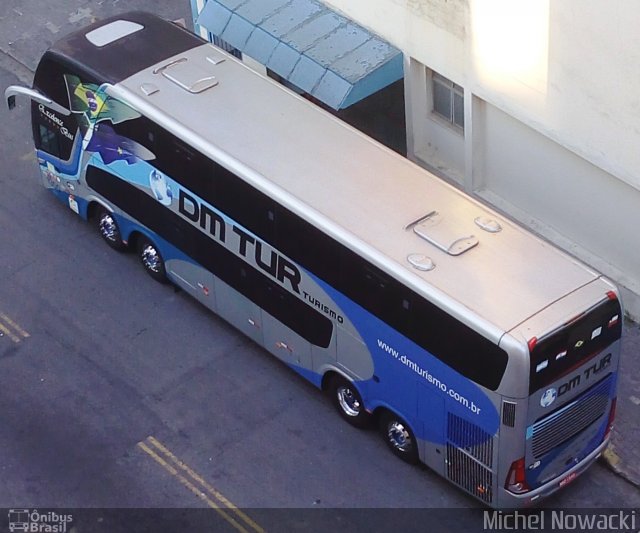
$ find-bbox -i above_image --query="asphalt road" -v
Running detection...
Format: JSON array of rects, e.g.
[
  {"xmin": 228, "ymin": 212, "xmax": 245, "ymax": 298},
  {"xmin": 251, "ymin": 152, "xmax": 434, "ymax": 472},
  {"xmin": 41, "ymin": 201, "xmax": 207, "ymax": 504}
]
[{"xmin": 0, "ymin": 7, "xmax": 639, "ymax": 533}]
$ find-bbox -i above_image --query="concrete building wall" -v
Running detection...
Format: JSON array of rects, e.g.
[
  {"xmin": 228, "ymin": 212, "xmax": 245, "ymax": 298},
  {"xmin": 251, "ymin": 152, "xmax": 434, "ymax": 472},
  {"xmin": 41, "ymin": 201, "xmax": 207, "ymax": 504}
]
[
  {"xmin": 323, "ymin": 0, "xmax": 640, "ymax": 320},
  {"xmin": 475, "ymin": 103, "xmax": 640, "ymax": 311}
]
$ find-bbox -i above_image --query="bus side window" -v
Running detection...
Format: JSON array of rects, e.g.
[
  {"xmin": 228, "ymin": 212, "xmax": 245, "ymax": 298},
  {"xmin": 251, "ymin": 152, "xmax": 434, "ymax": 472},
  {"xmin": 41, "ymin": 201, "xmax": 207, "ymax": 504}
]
[
  {"xmin": 109, "ymin": 110, "xmax": 156, "ymax": 150},
  {"xmin": 340, "ymin": 251, "xmax": 411, "ymax": 331},
  {"xmin": 31, "ymin": 98, "xmax": 75, "ymax": 161},
  {"xmin": 110, "ymin": 113, "xmax": 216, "ymax": 204},
  {"xmin": 215, "ymin": 163, "xmax": 275, "ymax": 243},
  {"xmin": 162, "ymin": 138, "xmax": 215, "ymax": 203},
  {"xmin": 408, "ymin": 296, "xmax": 507, "ymax": 390},
  {"xmin": 275, "ymin": 208, "xmax": 340, "ymax": 286},
  {"xmin": 36, "ymin": 122, "xmax": 61, "ymax": 157}
]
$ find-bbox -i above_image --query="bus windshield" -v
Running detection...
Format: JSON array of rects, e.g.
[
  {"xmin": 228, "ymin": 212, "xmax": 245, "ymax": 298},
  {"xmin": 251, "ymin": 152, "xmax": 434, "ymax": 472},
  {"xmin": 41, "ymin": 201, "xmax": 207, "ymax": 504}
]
[{"xmin": 529, "ymin": 295, "xmax": 622, "ymax": 394}]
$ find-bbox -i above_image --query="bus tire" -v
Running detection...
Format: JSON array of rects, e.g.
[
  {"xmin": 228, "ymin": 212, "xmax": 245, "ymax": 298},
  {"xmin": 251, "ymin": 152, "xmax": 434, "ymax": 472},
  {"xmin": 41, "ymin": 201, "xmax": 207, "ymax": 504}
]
[
  {"xmin": 96, "ymin": 206, "xmax": 125, "ymax": 251},
  {"xmin": 379, "ymin": 411, "xmax": 419, "ymax": 464},
  {"xmin": 138, "ymin": 237, "xmax": 168, "ymax": 283},
  {"xmin": 329, "ymin": 375, "xmax": 371, "ymax": 429}
]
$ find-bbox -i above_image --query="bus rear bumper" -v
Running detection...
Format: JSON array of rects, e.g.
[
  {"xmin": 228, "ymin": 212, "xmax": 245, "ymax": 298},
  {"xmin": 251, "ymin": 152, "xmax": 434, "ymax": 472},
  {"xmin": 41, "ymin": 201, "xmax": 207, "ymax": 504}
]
[{"xmin": 499, "ymin": 438, "xmax": 608, "ymax": 508}]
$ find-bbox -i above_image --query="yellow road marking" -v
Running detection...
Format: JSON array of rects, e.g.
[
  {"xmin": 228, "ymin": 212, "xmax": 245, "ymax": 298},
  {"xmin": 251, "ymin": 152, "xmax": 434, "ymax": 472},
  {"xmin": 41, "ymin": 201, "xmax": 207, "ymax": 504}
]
[
  {"xmin": 0, "ymin": 312, "xmax": 30, "ymax": 344},
  {"xmin": 137, "ymin": 441, "xmax": 179, "ymax": 476},
  {"xmin": 137, "ymin": 441, "xmax": 249, "ymax": 533},
  {"xmin": 0, "ymin": 313, "xmax": 30, "ymax": 339},
  {"xmin": 146, "ymin": 436, "xmax": 260, "ymax": 526},
  {"xmin": 138, "ymin": 437, "xmax": 264, "ymax": 533},
  {"xmin": 0, "ymin": 322, "xmax": 20, "ymax": 343}
]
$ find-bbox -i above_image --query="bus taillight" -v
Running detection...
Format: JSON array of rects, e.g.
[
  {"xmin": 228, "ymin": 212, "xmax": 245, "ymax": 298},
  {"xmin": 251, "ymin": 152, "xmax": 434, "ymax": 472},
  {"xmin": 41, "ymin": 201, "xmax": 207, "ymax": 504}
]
[
  {"xmin": 505, "ymin": 457, "xmax": 530, "ymax": 494},
  {"xmin": 604, "ymin": 398, "xmax": 617, "ymax": 440}
]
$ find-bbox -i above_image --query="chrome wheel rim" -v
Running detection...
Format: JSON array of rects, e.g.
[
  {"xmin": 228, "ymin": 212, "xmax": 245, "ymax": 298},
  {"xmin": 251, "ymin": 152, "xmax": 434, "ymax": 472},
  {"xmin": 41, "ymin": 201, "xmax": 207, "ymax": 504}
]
[
  {"xmin": 337, "ymin": 385, "xmax": 361, "ymax": 417},
  {"xmin": 141, "ymin": 244, "xmax": 162, "ymax": 273},
  {"xmin": 387, "ymin": 421, "xmax": 412, "ymax": 452},
  {"xmin": 99, "ymin": 213, "xmax": 118, "ymax": 242}
]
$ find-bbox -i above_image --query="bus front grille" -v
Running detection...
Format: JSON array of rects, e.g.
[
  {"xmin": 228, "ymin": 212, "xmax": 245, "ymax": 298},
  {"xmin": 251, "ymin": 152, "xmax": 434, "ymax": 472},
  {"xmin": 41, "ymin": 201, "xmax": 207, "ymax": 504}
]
[{"xmin": 531, "ymin": 374, "xmax": 612, "ymax": 459}]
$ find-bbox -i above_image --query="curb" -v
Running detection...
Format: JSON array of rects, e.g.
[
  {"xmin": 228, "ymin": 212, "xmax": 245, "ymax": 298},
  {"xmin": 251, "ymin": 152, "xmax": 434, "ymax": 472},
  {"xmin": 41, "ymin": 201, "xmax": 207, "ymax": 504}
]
[{"xmin": 601, "ymin": 443, "xmax": 640, "ymax": 489}]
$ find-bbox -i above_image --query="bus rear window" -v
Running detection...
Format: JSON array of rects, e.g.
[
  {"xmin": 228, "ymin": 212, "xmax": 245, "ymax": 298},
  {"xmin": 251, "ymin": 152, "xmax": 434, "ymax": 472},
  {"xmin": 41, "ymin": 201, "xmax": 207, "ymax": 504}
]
[{"xmin": 529, "ymin": 296, "xmax": 622, "ymax": 393}]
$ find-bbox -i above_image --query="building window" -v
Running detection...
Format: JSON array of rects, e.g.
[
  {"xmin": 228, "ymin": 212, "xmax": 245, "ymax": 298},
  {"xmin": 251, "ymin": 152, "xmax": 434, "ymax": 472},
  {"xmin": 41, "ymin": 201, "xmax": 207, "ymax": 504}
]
[{"xmin": 432, "ymin": 72, "xmax": 464, "ymax": 130}]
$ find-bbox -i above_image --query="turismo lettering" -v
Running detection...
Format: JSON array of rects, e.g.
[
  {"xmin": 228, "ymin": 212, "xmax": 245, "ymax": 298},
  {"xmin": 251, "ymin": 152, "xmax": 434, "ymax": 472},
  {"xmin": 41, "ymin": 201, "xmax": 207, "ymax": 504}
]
[{"xmin": 302, "ymin": 291, "xmax": 344, "ymax": 324}]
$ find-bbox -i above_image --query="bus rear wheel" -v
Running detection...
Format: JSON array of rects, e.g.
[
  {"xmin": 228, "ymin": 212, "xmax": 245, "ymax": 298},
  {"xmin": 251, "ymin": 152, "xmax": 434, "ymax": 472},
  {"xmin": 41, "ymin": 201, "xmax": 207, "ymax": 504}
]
[
  {"xmin": 96, "ymin": 206, "xmax": 125, "ymax": 251},
  {"xmin": 138, "ymin": 237, "xmax": 168, "ymax": 283},
  {"xmin": 329, "ymin": 375, "xmax": 371, "ymax": 428},
  {"xmin": 379, "ymin": 411, "xmax": 419, "ymax": 464}
]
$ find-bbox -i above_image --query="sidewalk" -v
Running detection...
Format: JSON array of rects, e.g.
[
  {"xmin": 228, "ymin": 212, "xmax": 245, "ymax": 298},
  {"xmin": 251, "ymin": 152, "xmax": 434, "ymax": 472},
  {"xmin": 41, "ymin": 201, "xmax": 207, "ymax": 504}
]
[
  {"xmin": 602, "ymin": 319, "xmax": 640, "ymax": 488},
  {"xmin": 0, "ymin": 0, "xmax": 187, "ymax": 77}
]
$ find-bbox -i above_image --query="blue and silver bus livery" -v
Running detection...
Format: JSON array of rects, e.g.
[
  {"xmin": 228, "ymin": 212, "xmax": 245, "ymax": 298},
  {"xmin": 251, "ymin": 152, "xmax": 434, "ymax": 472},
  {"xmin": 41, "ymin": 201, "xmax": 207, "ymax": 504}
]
[{"xmin": 6, "ymin": 12, "xmax": 622, "ymax": 508}]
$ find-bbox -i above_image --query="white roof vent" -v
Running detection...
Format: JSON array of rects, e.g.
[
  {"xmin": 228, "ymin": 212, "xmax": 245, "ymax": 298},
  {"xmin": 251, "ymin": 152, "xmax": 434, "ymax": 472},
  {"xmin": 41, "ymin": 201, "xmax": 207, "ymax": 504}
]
[
  {"xmin": 140, "ymin": 83, "xmax": 159, "ymax": 96},
  {"xmin": 407, "ymin": 253, "xmax": 436, "ymax": 271},
  {"xmin": 475, "ymin": 216, "xmax": 502, "ymax": 233},
  {"xmin": 86, "ymin": 20, "xmax": 144, "ymax": 47}
]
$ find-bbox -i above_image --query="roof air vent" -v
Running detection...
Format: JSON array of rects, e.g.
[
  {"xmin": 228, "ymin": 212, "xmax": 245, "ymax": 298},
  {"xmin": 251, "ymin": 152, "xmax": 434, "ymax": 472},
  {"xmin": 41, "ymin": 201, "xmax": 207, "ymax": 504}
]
[
  {"xmin": 140, "ymin": 83, "xmax": 159, "ymax": 96},
  {"xmin": 475, "ymin": 216, "xmax": 502, "ymax": 233},
  {"xmin": 407, "ymin": 254, "xmax": 436, "ymax": 271},
  {"xmin": 206, "ymin": 52, "xmax": 226, "ymax": 66}
]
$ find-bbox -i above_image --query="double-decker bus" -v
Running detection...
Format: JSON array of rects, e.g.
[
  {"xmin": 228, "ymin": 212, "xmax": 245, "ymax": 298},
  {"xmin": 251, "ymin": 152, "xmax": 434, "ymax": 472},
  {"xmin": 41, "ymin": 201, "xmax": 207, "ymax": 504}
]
[{"xmin": 5, "ymin": 12, "xmax": 622, "ymax": 508}]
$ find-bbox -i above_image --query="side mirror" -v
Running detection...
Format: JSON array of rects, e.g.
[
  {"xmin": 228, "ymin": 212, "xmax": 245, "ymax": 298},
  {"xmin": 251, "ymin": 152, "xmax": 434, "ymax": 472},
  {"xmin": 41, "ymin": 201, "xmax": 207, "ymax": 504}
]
[{"xmin": 5, "ymin": 85, "xmax": 71, "ymax": 116}]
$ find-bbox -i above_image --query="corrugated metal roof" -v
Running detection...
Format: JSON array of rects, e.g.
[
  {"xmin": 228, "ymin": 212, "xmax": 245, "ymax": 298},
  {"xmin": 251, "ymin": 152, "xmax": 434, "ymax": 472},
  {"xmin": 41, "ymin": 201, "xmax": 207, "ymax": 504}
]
[{"xmin": 195, "ymin": 0, "xmax": 403, "ymax": 109}]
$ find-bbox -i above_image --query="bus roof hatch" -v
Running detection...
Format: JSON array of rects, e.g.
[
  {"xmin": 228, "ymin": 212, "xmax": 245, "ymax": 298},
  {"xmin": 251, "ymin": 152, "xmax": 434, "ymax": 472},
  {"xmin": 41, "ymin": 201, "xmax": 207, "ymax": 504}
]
[
  {"xmin": 412, "ymin": 211, "xmax": 479, "ymax": 256},
  {"xmin": 154, "ymin": 57, "xmax": 219, "ymax": 94}
]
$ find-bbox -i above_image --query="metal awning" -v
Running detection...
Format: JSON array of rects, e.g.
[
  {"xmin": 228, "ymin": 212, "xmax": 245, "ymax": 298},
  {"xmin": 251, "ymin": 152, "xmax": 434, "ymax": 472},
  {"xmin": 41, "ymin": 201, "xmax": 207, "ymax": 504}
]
[{"xmin": 195, "ymin": 0, "xmax": 403, "ymax": 109}]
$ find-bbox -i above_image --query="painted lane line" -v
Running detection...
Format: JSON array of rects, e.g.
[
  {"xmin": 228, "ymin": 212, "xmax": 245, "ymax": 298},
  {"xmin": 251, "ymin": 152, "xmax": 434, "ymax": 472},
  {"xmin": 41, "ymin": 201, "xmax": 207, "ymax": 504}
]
[
  {"xmin": 137, "ymin": 441, "xmax": 251, "ymax": 533},
  {"xmin": 0, "ymin": 322, "xmax": 21, "ymax": 343},
  {"xmin": 0, "ymin": 312, "xmax": 30, "ymax": 343},
  {"xmin": 147, "ymin": 438, "xmax": 248, "ymax": 514},
  {"xmin": 144, "ymin": 436, "xmax": 264, "ymax": 533},
  {"xmin": 0, "ymin": 313, "xmax": 30, "ymax": 339},
  {"xmin": 138, "ymin": 435, "xmax": 265, "ymax": 533}
]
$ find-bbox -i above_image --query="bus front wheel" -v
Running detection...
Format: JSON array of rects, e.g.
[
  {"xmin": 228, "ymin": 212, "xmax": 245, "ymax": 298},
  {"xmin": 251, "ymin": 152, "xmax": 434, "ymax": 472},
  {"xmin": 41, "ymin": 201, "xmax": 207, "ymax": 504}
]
[
  {"xmin": 96, "ymin": 206, "xmax": 125, "ymax": 251},
  {"xmin": 379, "ymin": 411, "xmax": 419, "ymax": 464},
  {"xmin": 138, "ymin": 237, "xmax": 168, "ymax": 283},
  {"xmin": 329, "ymin": 375, "xmax": 371, "ymax": 429}
]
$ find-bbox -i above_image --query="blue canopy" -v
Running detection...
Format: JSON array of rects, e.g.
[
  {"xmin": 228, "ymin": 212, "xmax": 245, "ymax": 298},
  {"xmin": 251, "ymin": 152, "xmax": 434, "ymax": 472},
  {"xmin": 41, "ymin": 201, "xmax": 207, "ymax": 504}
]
[{"xmin": 196, "ymin": 0, "xmax": 403, "ymax": 109}]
